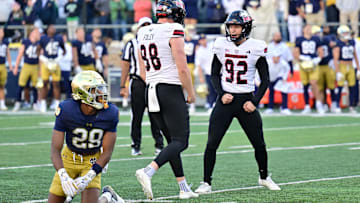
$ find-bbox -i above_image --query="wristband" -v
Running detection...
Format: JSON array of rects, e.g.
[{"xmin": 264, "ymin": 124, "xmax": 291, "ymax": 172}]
[
  {"xmin": 120, "ymin": 86, "xmax": 126, "ymax": 89},
  {"xmin": 91, "ymin": 163, "xmax": 103, "ymax": 174}
]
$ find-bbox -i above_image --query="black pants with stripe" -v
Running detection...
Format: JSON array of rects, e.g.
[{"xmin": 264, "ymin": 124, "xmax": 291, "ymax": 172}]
[
  {"xmin": 148, "ymin": 83, "xmax": 190, "ymax": 177},
  {"xmin": 203, "ymin": 93, "xmax": 268, "ymax": 184},
  {"xmin": 130, "ymin": 78, "xmax": 163, "ymax": 150}
]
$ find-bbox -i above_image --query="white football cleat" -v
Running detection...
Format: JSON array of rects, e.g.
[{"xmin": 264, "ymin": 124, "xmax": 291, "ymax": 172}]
[
  {"xmin": 0, "ymin": 104, "xmax": 8, "ymax": 111},
  {"xmin": 154, "ymin": 147, "xmax": 162, "ymax": 156},
  {"xmin": 280, "ymin": 108, "xmax": 291, "ymax": 115},
  {"xmin": 264, "ymin": 108, "xmax": 273, "ymax": 114},
  {"xmin": 12, "ymin": 102, "xmax": 21, "ymax": 112},
  {"xmin": 258, "ymin": 176, "xmax": 281, "ymax": 190},
  {"xmin": 195, "ymin": 182, "xmax": 212, "ymax": 194},
  {"xmin": 39, "ymin": 100, "xmax": 47, "ymax": 113},
  {"xmin": 102, "ymin": 185, "xmax": 125, "ymax": 203},
  {"xmin": 301, "ymin": 105, "xmax": 311, "ymax": 114},
  {"xmin": 131, "ymin": 148, "xmax": 143, "ymax": 156},
  {"xmin": 349, "ymin": 107, "xmax": 357, "ymax": 114},
  {"xmin": 334, "ymin": 107, "xmax": 341, "ymax": 113},
  {"xmin": 179, "ymin": 189, "xmax": 199, "ymax": 199},
  {"xmin": 135, "ymin": 168, "xmax": 153, "ymax": 200}
]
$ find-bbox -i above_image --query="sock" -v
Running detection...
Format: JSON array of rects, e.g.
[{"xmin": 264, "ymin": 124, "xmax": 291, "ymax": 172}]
[
  {"xmin": 303, "ymin": 84, "xmax": 310, "ymax": 105},
  {"xmin": 0, "ymin": 100, "xmax": 4, "ymax": 106},
  {"xmin": 32, "ymin": 87, "xmax": 38, "ymax": 103},
  {"xmin": 144, "ymin": 165, "xmax": 156, "ymax": 178},
  {"xmin": 337, "ymin": 86, "xmax": 343, "ymax": 107},
  {"xmin": 330, "ymin": 89, "xmax": 336, "ymax": 102},
  {"xmin": 178, "ymin": 179, "xmax": 191, "ymax": 192},
  {"xmin": 98, "ymin": 192, "xmax": 112, "ymax": 203},
  {"xmin": 260, "ymin": 169, "xmax": 268, "ymax": 180}
]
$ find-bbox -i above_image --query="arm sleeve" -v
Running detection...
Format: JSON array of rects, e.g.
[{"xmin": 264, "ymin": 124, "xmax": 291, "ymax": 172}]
[
  {"xmin": 211, "ymin": 54, "xmax": 225, "ymax": 97},
  {"xmin": 108, "ymin": 107, "xmax": 119, "ymax": 132},
  {"xmin": 288, "ymin": 60, "xmax": 294, "ymax": 74},
  {"xmin": 121, "ymin": 41, "xmax": 132, "ymax": 61},
  {"xmin": 251, "ymin": 56, "xmax": 270, "ymax": 106}
]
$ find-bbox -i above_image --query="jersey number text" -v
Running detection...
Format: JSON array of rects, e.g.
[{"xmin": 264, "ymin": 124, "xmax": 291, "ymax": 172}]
[
  {"xmin": 72, "ymin": 128, "xmax": 104, "ymax": 149},
  {"xmin": 140, "ymin": 43, "xmax": 161, "ymax": 71},
  {"xmin": 225, "ymin": 59, "xmax": 248, "ymax": 84}
]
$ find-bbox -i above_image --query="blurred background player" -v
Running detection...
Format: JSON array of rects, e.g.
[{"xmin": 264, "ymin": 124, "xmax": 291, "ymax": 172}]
[
  {"xmin": 0, "ymin": 28, "xmax": 12, "ymax": 110},
  {"xmin": 195, "ymin": 9, "xmax": 280, "ymax": 195},
  {"xmin": 135, "ymin": 0, "xmax": 198, "ymax": 200},
  {"xmin": 352, "ymin": 31, "xmax": 360, "ymax": 110},
  {"xmin": 72, "ymin": 27, "xmax": 98, "ymax": 73},
  {"xmin": 120, "ymin": 17, "xmax": 164, "ymax": 156},
  {"xmin": 48, "ymin": 71, "xmax": 124, "ymax": 203},
  {"xmin": 195, "ymin": 33, "xmax": 217, "ymax": 113},
  {"xmin": 333, "ymin": 25, "xmax": 360, "ymax": 114},
  {"xmin": 264, "ymin": 51, "xmax": 291, "ymax": 115},
  {"xmin": 268, "ymin": 32, "xmax": 294, "ymax": 75},
  {"xmin": 92, "ymin": 28, "xmax": 108, "ymax": 77},
  {"xmin": 184, "ymin": 24, "xmax": 198, "ymax": 114},
  {"xmin": 294, "ymin": 24, "xmax": 324, "ymax": 114},
  {"xmin": 58, "ymin": 32, "xmax": 73, "ymax": 99},
  {"xmin": 312, "ymin": 25, "xmax": 337, "ymax": 113},
  {"xmin": 38, "ymin": 24, "xmax": 66, "ymax": 112},
  {"xmin": 12, "ymin": 27, "xmax": 40, "ymax": 112}
]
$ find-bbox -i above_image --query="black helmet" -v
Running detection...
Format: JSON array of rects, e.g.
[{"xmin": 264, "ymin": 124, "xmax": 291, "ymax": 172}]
[
  {"xmin": 225, "ymin": 10, "xmax": 253, "ymax": 43},
  {"xmin": 156, "ymin": 0, "xmax": 186, "ymax": 25}
]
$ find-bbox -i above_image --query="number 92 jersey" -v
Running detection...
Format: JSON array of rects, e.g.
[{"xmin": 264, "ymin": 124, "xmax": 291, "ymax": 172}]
[
  {"xmin": 213, "ymin": 37, "xmax": 267, "ymax": 93},
  {"xmin": 137, "ymin": 23, "xmax": 185, "ymax": 85},
  {"xmin": 54, "ymin": 99, "xmax": 119, "ymax": 155}
]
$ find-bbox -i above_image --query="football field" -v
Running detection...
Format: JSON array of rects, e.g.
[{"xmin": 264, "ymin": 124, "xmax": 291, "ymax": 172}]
[{"xmin": 0, "ymin": 111, "xmax": 360, "ymax": 202}]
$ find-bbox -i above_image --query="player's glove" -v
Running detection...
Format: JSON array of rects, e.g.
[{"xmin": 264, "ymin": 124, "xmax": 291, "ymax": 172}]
[
  {"xmin": 75, "ymin": 65, "xmax": 82, "ymax": 74},
  {"xmin": 74, "ymin": 169, "xmax": 96, "ymax": 193},
  {"xmin": 96, "ymin": 59, "xmax": 103, "ymax": 73},
  {"xmin": 58, "ymin": 168, "xmax": 78, "ymax": 197},
  {"xmin": 299, "ymin": 54, "xmax": 311, "ymax": 61},
  {"xmin": 357, "ymin": 70, "xmax": 360, "ymax": 80},
  {"xmin": 39, "ymin": 55, "xmax": 49, "ymax": 66},
  {"xmin": 336, "ymin": 72, "xmax": 344, "ymax": 81},
  {"xmin": 312, "ymin": 57, "xmax": 321, "ymax": 66}
]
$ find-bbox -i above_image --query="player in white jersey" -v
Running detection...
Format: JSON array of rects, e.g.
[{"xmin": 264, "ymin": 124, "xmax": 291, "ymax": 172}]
[
  {"xmin": 195, "ymin": 10, "xmax": 281, "ymax": 194},
  {"xmin": 135, "ymin": 0, "xmax": 198, "ymax": 200}
]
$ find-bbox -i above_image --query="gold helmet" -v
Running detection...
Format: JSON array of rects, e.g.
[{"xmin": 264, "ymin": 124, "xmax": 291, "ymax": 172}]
[
  {"xmin": 196, "ymin": 84, "xmax": 208, "ymax": 98},
  {"xmin": 71, "ymin": 71, "xmax": 109, "ymax": 109},
  {"xmin": 337, "ymin": 25, "xmax": 351, "ymax": 40},
  {"xmin": 311, "ymin": 25, "xmax": 321, "ymax": 35}
]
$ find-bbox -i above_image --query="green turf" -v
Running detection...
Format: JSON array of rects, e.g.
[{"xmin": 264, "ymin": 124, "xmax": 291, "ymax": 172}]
[{"xmin": 0, "ymin": 113, "xmax": 360, "ymax": 202}]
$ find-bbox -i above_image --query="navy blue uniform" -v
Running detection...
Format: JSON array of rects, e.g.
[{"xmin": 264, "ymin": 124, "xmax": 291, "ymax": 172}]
[
  {"xmin": 54, "ymin": 99, "xmax": 119, "ymax": 155},
  {"xmin": 295, "ymin": 36, "xmax": 321, "ymax": 58},
  {"xmin": 72, "ymin": 35, "xmax": 94, "ymax": 65},
  {"xmin": 23, "ymin": 39, "xmax": 39, "ymax": 64},
  {"xmin": 39, "ymin": 34, "xmax": 64, "ymax": 59},
  {"xmin": 184, "ymin": 39, "xmax": 197, "ymax": 63},
  {"xmin": 336, "ymin": 39, "xmax": 355, "ymax": 61},
  {"xmin": 94, "ymin": 41, "xmax": 108, "ymax": 60},
  {"xmin": 319, "ymin": 34, "xmax": 336, "ymax": 65},
  {"xmin": 0, "ymin": 39, "xmax": 9, "ymax": 64}
]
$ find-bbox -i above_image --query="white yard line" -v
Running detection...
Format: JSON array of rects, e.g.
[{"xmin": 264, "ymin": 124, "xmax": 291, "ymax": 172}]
[
  {"xmin": 348, "ymin": 147, "xmax": 360, "ymax": 150},
  {"xmin": 228, "ymin": 145, "xmax": 252, "ymax": 149},
  {"xmin": 23, "ymin": 174, "xmax": 360, "ymax": 203},
  {"xmin": 2, "ymin": 142, "xmax": 360, "ymax": 171}
]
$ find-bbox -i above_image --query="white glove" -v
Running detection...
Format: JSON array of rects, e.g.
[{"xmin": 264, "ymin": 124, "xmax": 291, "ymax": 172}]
[
  {"xmin": 299, "ymin": 54, "xmax": 311, "ymax": 61},
  {"xmin": 75, "ymin": 65, "xmax": 82, "ymax": 74},
  {"xmin": 96, "ymin": 59, "xmax": 103, "ymax": 73},
  {"xmin": 102, "ymin": 163, "xmax": 109, "ymax": 174},
  {"xmin": 55, "ymin": 55, "xmax": 62, "ymax": 64},
  {"xmin": 336, "ymin": 72, "xmax": 344, "ymax": 81},
  {"xmin": 74, "ymin": 169, "xmax": 96, "ymax": 193},
  {"xmin": 357, "ymin": 70, "xmax": 360, "ymax": 80},
  {"xmin": 58, "ymin": 168, "xmax": 78, "ymax": 197},
  {"xmin": 39, "ymin": 55, "xmax": 49, "ymax": 65},
  {"xmin": 312, "ymin": 57, "xmax": 321, "ymax": 66}
]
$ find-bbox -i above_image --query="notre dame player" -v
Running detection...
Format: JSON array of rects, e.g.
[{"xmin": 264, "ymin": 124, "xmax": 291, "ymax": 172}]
[
  {"xmin": 135, "ymin": 0, "xmax": 198, "ymax": 200},
  {"xmin": 48, "ymin": 71, "xmax": 123, "ymax": 203},
  {"xmin": 195, "ymin": 10, "xmax": 281, "ymax": 194}
]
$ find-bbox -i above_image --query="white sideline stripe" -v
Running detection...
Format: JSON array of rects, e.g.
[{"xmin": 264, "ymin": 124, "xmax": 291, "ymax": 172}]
[
  {"xmin": 1, "ymin": 122, "xmax": 360, "ymax": 146},
  {"xmin": 228, "ymin": 145, "xmax": 252, "ymax": 149},
  {"xmin": 128, "ymin": 174, "xmax": 360, "ymax": 202},
  {"xmin": 22, "ymin": 174, "xmax": 360, "ymax": 203},
  {"xmin": 2, "ymin": 142, "xmax": 360, "ymax": 171},
  {"xmin": 349, "ymin": 147, "xmax": 360, "ymax": 150}
]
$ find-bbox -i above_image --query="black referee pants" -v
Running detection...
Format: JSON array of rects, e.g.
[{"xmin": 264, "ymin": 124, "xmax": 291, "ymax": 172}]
[
  {"xmin": 203, "ymin": 93, "xmax": 268, "ymax": 184},
  {"xmin": 130, "ymin": 78, "xmax": 163, "ymax": 150},
  {"xmin": 148, "ymin": 84, "xmax": 190, "ymax": 177}
]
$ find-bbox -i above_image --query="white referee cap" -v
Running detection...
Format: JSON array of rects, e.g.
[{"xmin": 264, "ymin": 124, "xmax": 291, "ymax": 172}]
[{"xmin": 138, "ymin": 17, "xmax": 152, "ymax": 26}]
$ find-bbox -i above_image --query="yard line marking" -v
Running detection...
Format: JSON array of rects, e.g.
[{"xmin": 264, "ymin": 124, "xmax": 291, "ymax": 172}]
[
  {"xmin": 0, "ymin": 141, "xmax": 51, "ymax": 146},
  {"xmin": 348, "ymin": 147, "xmax": 360, "ymax": 150},
  {"xmin": 22, "ymin": 174, "xmax": 360, "ymax": 203},
  {"xmin": 130, "ymin": 174, "xmax": 360, "ymax": 202},
  {"xmin": 228, "ymin": 145, "xmax": 252, "ymax": 149},
  {"xmin": 2, "ymin": 142, "xmax": 360, "ymax": 171}
]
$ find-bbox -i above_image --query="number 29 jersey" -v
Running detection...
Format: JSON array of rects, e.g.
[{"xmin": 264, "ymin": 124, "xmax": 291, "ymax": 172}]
[
  {"xmin": 137, "ymin": 23, "xmax": 185, "ymax": 85},
  {"xmin": 213, "ymin": 37, "xmax": 267, "ymax": 93},
  {"xmin": 54, "ymin": 99, "xmax": 119, "ymax": 154}
]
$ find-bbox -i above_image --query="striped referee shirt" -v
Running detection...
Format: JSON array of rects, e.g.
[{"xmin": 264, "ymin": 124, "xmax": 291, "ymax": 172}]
[{"xmin": 122, "ymin": 38, "xmax": 140, "ymax": 77}]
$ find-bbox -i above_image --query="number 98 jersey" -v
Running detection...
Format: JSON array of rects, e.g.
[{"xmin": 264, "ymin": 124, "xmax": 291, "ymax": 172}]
[
  {"xmin": 213, "ymin": 37, "xmax": 267, "ymax": 93},
  {"xmin": 137, "ymin": 23, "xmax": 185, "ymax": 85},
  {"xmin": 54, "ymin": 99, "xmax": 119, "ymax": 154}
]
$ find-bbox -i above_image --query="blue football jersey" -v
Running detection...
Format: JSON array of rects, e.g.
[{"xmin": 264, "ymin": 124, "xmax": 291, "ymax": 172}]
[
  {"xmin": 72, "ymin": 35, "xmax": 94, "ymax": 65},
  {"xmin": 23, "ymin": 39, "xmax": 39, "ymax": 64},
  {"xmin": 39, "ymin": 34, "xmax": 64, "ymax": 59},
  {"xmin": 336, "ymin": 39, "xmax": 355, "ymax": 61},
  {"xmin": 0, "ymin": 38, "xmax": 9, "ymax": 64},
  {"xmin": 295, "ymin": 36, "xmax": 321, "ymax": 58},
  {"xmin": 319, "ymin": 34, "xmax": 336, "ymax": 65},
  {"xmin": 54, "ymin": 99, "xmax": 119, "ymax": 154},
  {"xmin": 184, "ymin": 39, "xmax": 198, "ymax": 63},
  {"xmin": 95, "ymin": 41, "xmax": 108, "ymax": 60}
]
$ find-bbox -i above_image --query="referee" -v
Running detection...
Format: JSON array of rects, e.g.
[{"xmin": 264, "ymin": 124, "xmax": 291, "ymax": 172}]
[{"xmin": 120, "ymin": 17, "xmax": 163, "ymax": 156}]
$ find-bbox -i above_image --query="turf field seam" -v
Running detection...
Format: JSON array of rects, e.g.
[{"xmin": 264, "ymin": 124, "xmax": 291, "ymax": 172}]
[{"xmin": 2, "ymin": 142, "xmax": 360, "ymax": 170}]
